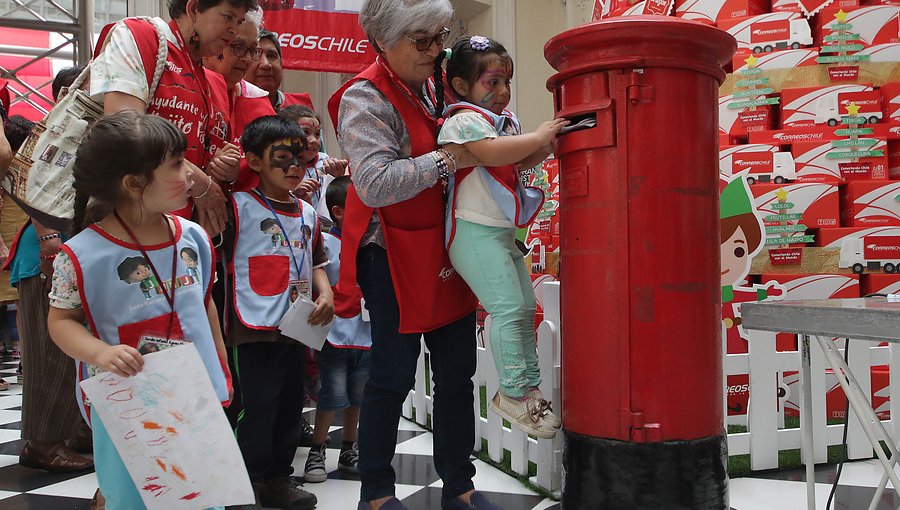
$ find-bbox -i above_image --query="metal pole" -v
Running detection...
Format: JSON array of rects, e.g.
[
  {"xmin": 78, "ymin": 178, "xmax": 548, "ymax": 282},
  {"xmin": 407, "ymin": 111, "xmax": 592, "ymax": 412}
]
[
  {"xmin": 800, "ymin": 334, "xmax": 816, "ymax": 510},
  {"xmin": 76, "ymin": 0, "xmax": 94, "ymax": 64}
]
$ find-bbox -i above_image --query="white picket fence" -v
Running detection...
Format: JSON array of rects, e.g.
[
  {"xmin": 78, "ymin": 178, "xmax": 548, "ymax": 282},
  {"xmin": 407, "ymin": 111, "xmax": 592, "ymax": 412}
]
[{"xmin": 400, "ymin": 281, "xmax": 900, "ymax": 495}]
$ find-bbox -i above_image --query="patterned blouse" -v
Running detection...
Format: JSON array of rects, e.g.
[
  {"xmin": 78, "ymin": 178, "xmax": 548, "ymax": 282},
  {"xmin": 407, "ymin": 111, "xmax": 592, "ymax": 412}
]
[{"xmin": 336, "ymin": 80, "xmax": 444, "ymax": 248}]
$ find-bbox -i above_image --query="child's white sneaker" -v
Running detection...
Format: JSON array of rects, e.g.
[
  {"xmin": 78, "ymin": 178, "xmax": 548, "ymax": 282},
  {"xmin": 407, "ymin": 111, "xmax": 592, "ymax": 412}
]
[
  {"xmin": 303, "ymin": 443, "xmax": 327, "ymax": 483},
  {"xmin": 526, "ymin": 387, "xmax": 561, "ymax": 429},
  {"xmin": 488, "ymin": 391, "xmax": 556, "ymax": 439}
]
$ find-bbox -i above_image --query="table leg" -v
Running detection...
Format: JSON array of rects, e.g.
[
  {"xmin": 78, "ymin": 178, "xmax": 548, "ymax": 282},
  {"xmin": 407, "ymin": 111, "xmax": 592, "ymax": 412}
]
[
  {"xmin": 814, "ymin": 337, "xmax": 900, "ymax": 509},
  {"xmin": 801, "ymin": 334, "xmax": 817, "ymax": 510}
]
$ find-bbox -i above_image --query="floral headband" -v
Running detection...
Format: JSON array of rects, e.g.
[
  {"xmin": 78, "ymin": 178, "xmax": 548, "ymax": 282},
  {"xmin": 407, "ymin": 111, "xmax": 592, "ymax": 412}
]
[{"xmin": 469, "ymin": 35, "xmax": 490, "ymax": 51}]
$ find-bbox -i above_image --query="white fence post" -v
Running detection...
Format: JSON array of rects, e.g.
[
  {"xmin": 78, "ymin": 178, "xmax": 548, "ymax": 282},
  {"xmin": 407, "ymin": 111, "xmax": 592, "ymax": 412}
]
[{"xmin": 748, "ymin": 329, "xmax": 779, "ymax": 470}]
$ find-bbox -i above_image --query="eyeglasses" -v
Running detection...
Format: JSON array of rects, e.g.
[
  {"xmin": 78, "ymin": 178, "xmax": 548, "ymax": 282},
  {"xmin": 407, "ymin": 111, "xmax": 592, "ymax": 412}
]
[
  {"xmin": 229, "ymin": 43, "xmax": 264, "ymax": 60},
  {"xmin": 404, "ymin": 27, "xmax": 450, "ymax": 52}
]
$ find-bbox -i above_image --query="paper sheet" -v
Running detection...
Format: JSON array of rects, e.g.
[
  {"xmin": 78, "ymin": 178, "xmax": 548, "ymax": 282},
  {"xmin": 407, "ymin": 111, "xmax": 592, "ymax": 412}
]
[{"xmin": 279, "ymin": 295, "xmax": 331, "ymax": 350}]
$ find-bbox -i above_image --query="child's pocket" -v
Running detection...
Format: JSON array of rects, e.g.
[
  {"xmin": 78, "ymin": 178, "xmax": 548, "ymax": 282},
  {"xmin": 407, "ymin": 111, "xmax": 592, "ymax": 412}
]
[{"xmin": 248, "ymin": 255, "xmax": 290, "ymax": 296}]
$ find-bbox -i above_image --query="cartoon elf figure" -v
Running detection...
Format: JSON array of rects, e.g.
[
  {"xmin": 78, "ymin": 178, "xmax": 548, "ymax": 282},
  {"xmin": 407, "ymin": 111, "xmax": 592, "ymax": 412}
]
[
  {"xmin": 117, "ymin": 256, "xmax": 159, "ymax": 300},
  {"xmin": 260, "ymin": 218, "xmax": 285, "ymax": 247},
  {"xmin": 720, "ymin": 175, "xmax": 785, "ymax": 355}
]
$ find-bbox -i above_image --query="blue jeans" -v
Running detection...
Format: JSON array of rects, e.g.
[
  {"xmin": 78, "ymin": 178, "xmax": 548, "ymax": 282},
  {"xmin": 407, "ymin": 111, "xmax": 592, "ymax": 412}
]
[
  {"xmin": 356, "ymin": 244, "xmax": 477, "ymax": 502},
  {"xmin": 316, "ymin": 342, "xmax": 371, "ymax": 411}
]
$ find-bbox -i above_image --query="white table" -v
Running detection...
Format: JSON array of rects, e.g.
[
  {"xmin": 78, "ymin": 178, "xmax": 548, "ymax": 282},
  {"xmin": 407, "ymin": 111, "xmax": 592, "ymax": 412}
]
[{"xmin": 741, "ymin": 297, "xmax": 900, "ymax": 510}]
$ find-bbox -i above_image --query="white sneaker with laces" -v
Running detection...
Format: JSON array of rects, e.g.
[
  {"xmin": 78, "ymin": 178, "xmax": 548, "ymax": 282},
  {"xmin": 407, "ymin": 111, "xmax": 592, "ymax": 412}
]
[{"xmin": 303, "ymin": 443, "xmax": 327, "ymax": 483}]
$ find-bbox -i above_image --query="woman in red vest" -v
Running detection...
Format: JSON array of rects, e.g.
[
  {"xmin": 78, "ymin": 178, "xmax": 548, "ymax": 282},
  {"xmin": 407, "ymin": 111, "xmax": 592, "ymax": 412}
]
[
  {"xmin": 89, "ymin": 0, "xmax": 258, "ymax": 237},
  {"xmin": 329, "ymin": 1, "xmax": 500, "ymax": 509}
]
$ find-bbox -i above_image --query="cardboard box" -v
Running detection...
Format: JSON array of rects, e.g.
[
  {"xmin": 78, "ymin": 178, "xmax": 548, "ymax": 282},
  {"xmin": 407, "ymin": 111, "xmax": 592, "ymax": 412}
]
[
  {"xmin": 816, "ymin": 225, "xmax": 900, "ymax": 246},
  {"xmin": 783, "ymin": 368, "xmax": 890, "ymax": 419},
  {"xmin": 752, "ymin": 183, "xmax": 841, "ymax": 235},
  {"xmin": 773, "ymin": 0, "xmax": 858, "ymax": 11},
  {"xmin": 841, "ymin": 180, "xmax": 900, "ymax": 225},
  {"xmin": 719, "ymin": 143, "xmax": 780, "ymax": 176},
  {"xmin": 888, "ymin": 139, "xmax": 900, "ymax": 177},
  {"xmin": 720, "ymin": 95, "xmax": 777, "ymax": 138},
  {"xmin": 816, "ymin": 5, "xmax": 900, "ymax": 47},
  {"xmin": 732, "ymin": 47, "xmax": 820, "ymax": 71},
  {"xmin": 882, "ymin": 82, "xmax": 900, "ymax": 122},
  {"xmin": 675, "ymin": 0, "xmax": 768, "ymax": 24},
  {"xmin": 780, "ymin": 84, "xmax": 876, "ymax": 128},
  {"xmin": 862, "ymin": 272, "xmax": 900, "ymax": 293},
  {"xmin": 749, "ymin": 122, "xmax": 900, "ymax": 144},
  {"xmin": 718, "ymin": 12, "xmax": 809, "ymax": 52},
  {"xmin": 791, "ymin": 138, "xmax": 889, "ymax": 182}
]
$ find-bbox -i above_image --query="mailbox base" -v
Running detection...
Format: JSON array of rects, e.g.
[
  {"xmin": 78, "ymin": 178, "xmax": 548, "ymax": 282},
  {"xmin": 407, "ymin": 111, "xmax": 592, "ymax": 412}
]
[{"xmin": 563, "ymin": 430, "xmax": 728, "ymax": 509}]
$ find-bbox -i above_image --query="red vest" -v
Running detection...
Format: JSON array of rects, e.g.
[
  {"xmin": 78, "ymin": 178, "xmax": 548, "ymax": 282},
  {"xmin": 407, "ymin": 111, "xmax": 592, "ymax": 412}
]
[
  {"xmin": 120, "ymin": 19, "xmax": 227, "ymax": 218},
  {"xmin": 327, "ymin": 60, "xmax": 477, "ymax": 333}
]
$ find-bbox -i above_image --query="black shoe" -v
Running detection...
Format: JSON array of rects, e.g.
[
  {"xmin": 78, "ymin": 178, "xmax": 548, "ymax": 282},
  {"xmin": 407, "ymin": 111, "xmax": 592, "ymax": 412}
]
[
  {"xmin": 227, "ymin": 482, "xmax": 264, "ymax": 509},
  {"xmin": 298, "ymin": 417, "xmax": 315, "ymax": 447},
  {"xmin": 260, "ymin": 477, "xmax": 317, "ymax": 510}
]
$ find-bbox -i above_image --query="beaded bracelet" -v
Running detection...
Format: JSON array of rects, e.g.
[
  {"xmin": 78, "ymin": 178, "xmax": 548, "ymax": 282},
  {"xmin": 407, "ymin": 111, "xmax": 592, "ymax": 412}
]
[
  {"xmin": 437, "ymin": 148, "xmax": 457, "ymax": 173},
  {"xmin": 38, "ymin": 233, "xmax": 62, "ymax": 243},
  {"xmin": 432, "ymin": 150, "xmax": 450, "ymax": 181},
  {"xmin": 193, "ymin": 176, "xmax": 214, "ymax": 200},
  {"xmin": 38, "ymin": 253, "xmax": 57, "ymax": 261}
]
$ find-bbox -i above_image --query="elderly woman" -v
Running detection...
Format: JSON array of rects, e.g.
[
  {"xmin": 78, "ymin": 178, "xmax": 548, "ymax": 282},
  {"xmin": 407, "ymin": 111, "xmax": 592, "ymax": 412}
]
[
  {"xmin": 329, "ymin": 1, "xmax": 501, "ymax": 509},
  {"xmin": 203, "ymin": 7, "xmax": 275, "ymax": 144}
]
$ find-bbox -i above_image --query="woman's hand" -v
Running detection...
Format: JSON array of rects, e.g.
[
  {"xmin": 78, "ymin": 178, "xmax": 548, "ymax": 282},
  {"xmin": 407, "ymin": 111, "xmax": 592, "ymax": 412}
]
[
  {"xmin": 441, "ymin": 144, "xmax": 479, "ymax": 170},
  {"xmin": 321, "ymin": 158, "xmax": 349, "ymax": 178},
  {"xmin": 207, "ymin": 143, "xmax": 242, "ymax": 183},
  {"xmin": 38, "ymin": 236, "xmax": 62, "ymax": 290},
  {"xmin": 193, "ymin": 174, "xmax": 228, "ymax": 236},
  {"xmin": 94, "ymin": 344, "xmax": 144, "ymax": 377}
]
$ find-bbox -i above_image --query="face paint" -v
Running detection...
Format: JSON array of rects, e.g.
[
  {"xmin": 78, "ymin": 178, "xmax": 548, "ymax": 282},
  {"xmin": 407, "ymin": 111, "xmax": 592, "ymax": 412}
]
[{"xmin": 268, "ymin": 138, "xmax": 304, "ymax": 172}]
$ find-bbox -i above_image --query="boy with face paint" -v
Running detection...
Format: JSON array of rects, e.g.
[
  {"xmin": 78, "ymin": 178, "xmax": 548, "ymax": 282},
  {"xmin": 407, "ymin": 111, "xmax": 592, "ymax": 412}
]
[{"xmin": 222, "ymin": 116, "xmax": 331, "ymax": 509}]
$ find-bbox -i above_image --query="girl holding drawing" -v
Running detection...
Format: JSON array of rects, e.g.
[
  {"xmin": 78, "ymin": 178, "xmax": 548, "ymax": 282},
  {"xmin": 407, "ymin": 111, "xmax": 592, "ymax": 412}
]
[{"xmin": 46, "ymin": 111, "xmax": 232, "ymax": 509}]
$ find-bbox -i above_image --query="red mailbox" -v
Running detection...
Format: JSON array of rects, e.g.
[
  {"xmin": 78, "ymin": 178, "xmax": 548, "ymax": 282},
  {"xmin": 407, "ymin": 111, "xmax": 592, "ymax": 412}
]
[{"xmin": 545, "ymin": 16, "xmax": 735, "ymax": 508}]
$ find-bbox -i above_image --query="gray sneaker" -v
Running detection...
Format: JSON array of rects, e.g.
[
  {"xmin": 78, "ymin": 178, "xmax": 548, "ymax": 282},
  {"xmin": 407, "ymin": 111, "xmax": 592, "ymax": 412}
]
[
  {"xmin": 304, "ymin": 443, "xmax": 327, "ymax": 483},
  {"xmin": 260, "ymin": 477, "xmax": 317, "ymax": 510}
]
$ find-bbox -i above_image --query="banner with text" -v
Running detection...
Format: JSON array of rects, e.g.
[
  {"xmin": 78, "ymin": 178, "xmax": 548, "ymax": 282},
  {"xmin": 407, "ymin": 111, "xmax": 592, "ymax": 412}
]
[{"xmin": 262, "ymin": 2, "xmax": 375, "ymax": 74}]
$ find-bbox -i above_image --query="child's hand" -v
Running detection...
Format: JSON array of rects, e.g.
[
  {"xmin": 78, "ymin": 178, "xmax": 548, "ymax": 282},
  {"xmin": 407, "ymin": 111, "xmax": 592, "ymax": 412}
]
[
  {"xmin": 307, "ymin": 293, "xmax": 335, "ymax": 326},
  {"xmin": 95, "ymin": 344, "xmax": 144, "ymax": 377},
  {"xmin": 295, "ymin": 178, "xmax": 321, "ymax": 196},
  {"xmin": 208, "ymin": 143, "xmax": 242, "ymax": 183},
  {"xmin": 321, "ymin": 158, "xmax": 349, "ymax": 177},
  {"xmin": 535, "ymin": 118, "xmax": 570, "ymax": 145}
]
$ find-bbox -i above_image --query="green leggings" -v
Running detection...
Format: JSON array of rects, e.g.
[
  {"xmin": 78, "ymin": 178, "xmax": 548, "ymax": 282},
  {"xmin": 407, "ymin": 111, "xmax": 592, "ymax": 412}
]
[{"xmin": 449, "ymin": 219, "xmax": 540, "ymax": 398}]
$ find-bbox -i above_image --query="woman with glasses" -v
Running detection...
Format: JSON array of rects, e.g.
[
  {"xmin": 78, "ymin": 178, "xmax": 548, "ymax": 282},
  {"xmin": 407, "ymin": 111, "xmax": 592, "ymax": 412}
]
[
  {"xmin": 203, "ymin": 7, "xmax": 275, "ymax": 180},
  {"xmin": 328, "ymin": 1, "xmax": 501, "ymax": 509},
  {"xmin": 246, "ymin": 30, "xmax": 314, "ymax": 111}
]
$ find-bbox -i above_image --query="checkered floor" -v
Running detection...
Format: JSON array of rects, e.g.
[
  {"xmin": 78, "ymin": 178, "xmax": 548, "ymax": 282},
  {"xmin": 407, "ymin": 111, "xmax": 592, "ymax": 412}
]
[{"xmin": 2, "ymin": 356, "xmax": 900, "ymax": 510}]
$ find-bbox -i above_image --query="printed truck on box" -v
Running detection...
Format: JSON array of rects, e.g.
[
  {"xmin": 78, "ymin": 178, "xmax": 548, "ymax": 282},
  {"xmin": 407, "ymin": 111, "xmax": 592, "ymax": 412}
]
[
  {"xmin": 732, "ymin": 47, "xmax": 819, "ymax": 71},
  {"xmin": 720, "ymin": 143, "xmax": 779, "ymax": 174},
  {"xmin": 781, "ymin": 85, "xmax": 875, "ymax": 127},
  {"xmin": 720, "ymin": 12, "xmax": 806, "ymax": 52},
  {"xmin": 791, "ymin": 138, "xmax": 888, "ymax": 182},
  {"xmin": 748, "ymin": 18, "xmax": 814, "ymax": 53},
  {"xmin": 840, "ymin": 235, "xmax": 900, "ymax": 272},
  {"xmin": 743, "ymin": 152, "xmax": 798, "ymax": 183},
  {"xmin": 816, "ymin": 90, "xmax": 883, "ymax": 126}
]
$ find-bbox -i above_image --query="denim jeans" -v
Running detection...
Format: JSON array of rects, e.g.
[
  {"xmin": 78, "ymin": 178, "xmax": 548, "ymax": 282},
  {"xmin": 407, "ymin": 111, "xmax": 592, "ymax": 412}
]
[
  {"xmin": 356, "ymin": 244, "xmax": 477, "ymax": 502},
  {"xmin": 316, "ymin": 342, "xmax": 371, "ymax": 411}
]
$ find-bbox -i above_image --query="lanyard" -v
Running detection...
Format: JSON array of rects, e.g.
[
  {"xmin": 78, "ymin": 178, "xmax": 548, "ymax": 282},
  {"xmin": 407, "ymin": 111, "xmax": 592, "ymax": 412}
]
[
  {"xmin": 255, "ymin": 190, "xmax": 308, "ymax": 280},
  {"xmin": 377, "ymin": 56, "xmax": 438, "ymax": 123},
  {"xmin": 114, "ymin": 211, "xmax": 178, "ymax": 339}
]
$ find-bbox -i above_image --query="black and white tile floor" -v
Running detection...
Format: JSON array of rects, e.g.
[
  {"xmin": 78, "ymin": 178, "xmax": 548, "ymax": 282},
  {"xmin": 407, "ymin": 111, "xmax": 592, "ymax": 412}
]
[{"xmin": 1, "ymin": 358, "xmax": 899, "ymax": 509}]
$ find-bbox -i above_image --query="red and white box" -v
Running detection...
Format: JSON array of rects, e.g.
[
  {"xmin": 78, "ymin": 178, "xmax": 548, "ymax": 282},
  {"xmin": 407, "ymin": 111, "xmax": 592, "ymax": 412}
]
[
  {"xmin": 732, "ymin": 47, "xmax": 820, "ymax": 71},
  {"xmin": 675, "ymin": 0, "xmax": 769, "ymax": 24},
  {"xmin": 816, "ymin": 225, "xmax": 900, "ymax": 246},
  {"xmin": 815, "ymin": 5, "xmax": 900, "ymax": 47},
  {"xmin": 854, "ymin": 43, "xmax": 900, "ymax": 61},
  {"xmin": 719, "ymin": 143, "xmax": 779, "ymax": 176},
  {"xmin": 783, "ymin": 368, "xmax": 891, "ymax": 419},
  {"xmin": 888, "ymin": 139, "xmax": 900, "ymax": 178},
  {"xmin": 772, "ymin": 0, "xmax": 858, "ymax": 11},
  {"xmin": 752, "ymin": 182, "xmax": 841, "ymax": 229},
  {"xmin": 881, "ymin": 82, "xmax": 900, "ymax": 122},
  {"xmin": 609, "ymin": 0, "xmax": 646, "ymax": 16},
  {"xmin": 718, "ymin": 12, "xmax": 812, "ymax": 53},
  {"xmin": 750, "ymin": 122, "xmax": 900, "ymax": 144},
  {"xmin": 720, "ymin": 95, "xmax": 777, "ymax": 139},
  {"xmin": 841, "ymin": 180, "xmax": 900, "ymax": 226},
  {"xmin": 780, "ymin": 85, "xmax": 877, "ymax": 128},
  {"xmin": 791, "ymin": 138, "xmax": 889, "ymax": 182},
  {"xmin": 862, "ymin": 273, "xmax": 900, "ymax": 294}
]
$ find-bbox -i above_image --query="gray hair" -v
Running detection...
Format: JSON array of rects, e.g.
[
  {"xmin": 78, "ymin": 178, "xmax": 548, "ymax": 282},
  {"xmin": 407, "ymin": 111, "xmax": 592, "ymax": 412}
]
[
  {"xmin": 245, "ymin": 7, "xmax": 263, "ymax": 29},
  {"xmin": 360, "ymin": 0, "xmax": 453, "ymax": 50}
]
